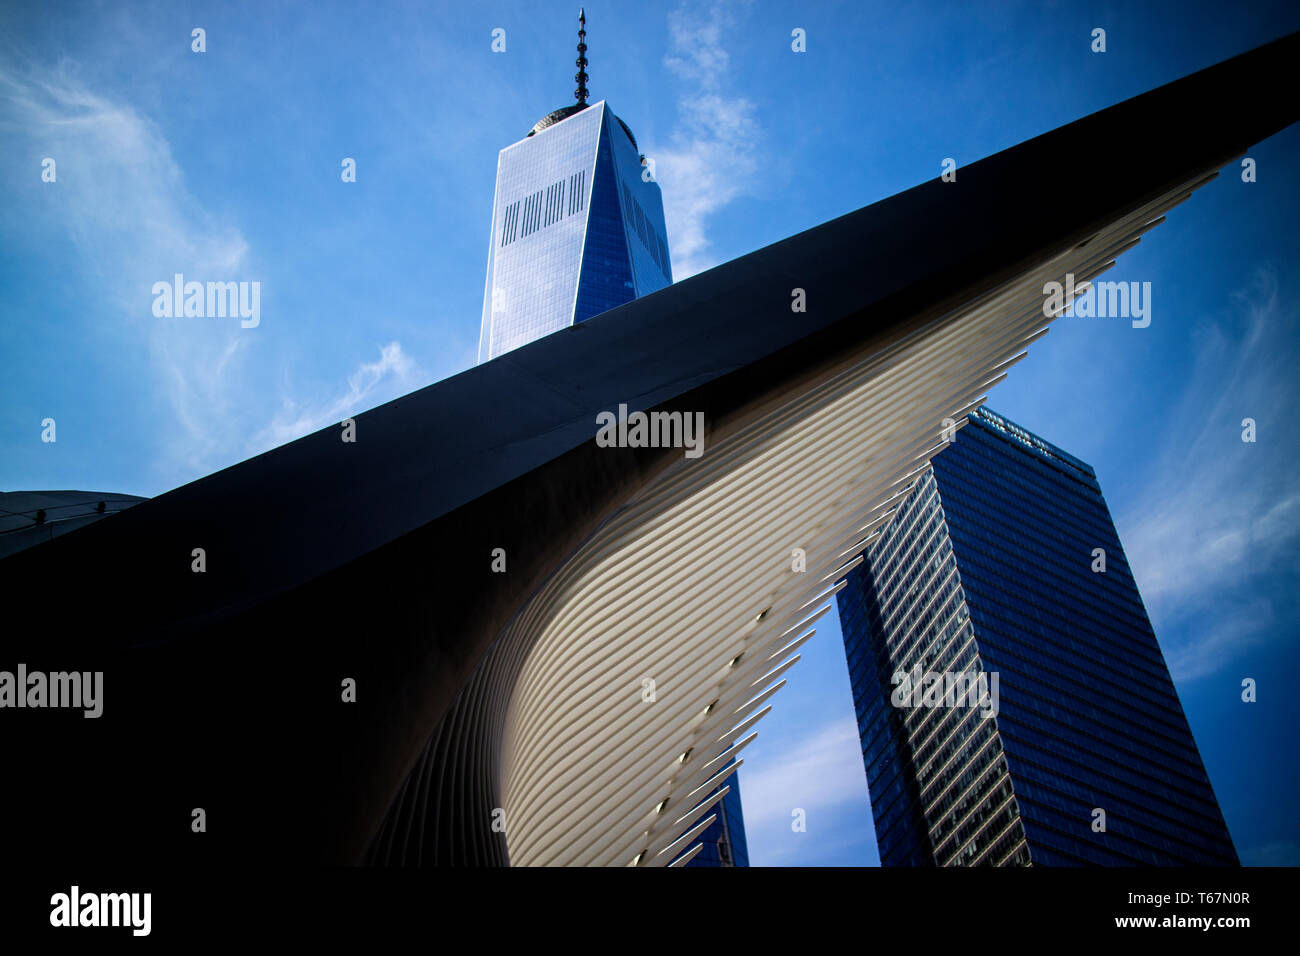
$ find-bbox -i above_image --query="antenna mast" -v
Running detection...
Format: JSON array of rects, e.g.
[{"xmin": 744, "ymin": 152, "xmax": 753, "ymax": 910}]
[{"xmin": 575, "ymin": 9, "xmax": 589, "ymax": 104}]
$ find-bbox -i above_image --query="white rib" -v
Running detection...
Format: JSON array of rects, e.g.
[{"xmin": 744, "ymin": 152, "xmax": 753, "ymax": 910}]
[{"xmin": 434, "ymin": 170, "xmax": 1222, "ymax": 866}]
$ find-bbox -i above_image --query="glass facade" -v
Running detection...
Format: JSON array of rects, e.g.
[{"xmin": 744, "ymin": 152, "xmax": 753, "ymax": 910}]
[
  {"xmin": 837, "ymin": 406, "xmax": 1238, "ymax": 866},
  {"xmin": 683, "ymin": 759, "xmax": 751, "ymax": 868},
  {"xmin": 572, "ymin": 114, "xmax": 634, "ymax": 325},
  {"xmin": 477, "ymin": 101, "xmax": 671, "ymax": 363}
]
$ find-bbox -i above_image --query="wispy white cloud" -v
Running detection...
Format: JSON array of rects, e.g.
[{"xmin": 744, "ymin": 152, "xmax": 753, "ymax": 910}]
[
  {"xmin": 738, "ymin": 716, "xmax": 871, "ymax": 863},
  {"xmin": 1160, "ymin": 598, "xmax": 1274, "ymax": 682},
  {"xmin": 654, "ymin": 1, "xmax": 761, "ymax": 278},
  {"xmin": 1121, "ymin": 265, "xmax": 1300, "ymax": 681},
  {"xmin": 256, "ymin": 341, "xmax": 419, "ymax": 448},
  {"xmin": 0, "ymin": 61, "xmax": 254, "ymax": 481},
  {"xmin": 0, "ymin": 62, "xmax": 422, "ymax": 487},
  {"xmin": 0, "ymin": 63, "xmax": 250, "ymax": 305}
]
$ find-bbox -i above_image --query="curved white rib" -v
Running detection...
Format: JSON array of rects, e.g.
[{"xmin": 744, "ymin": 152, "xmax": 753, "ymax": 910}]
[{"xmin": 435, "ymin": 170, "xmax": 1223, "ymax": 866}]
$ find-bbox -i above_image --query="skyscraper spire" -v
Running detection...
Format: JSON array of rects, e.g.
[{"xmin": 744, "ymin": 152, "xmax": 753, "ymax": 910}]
[{"xmin": 574, "ymin": 8, "xmax": 589, "ymax": 105}]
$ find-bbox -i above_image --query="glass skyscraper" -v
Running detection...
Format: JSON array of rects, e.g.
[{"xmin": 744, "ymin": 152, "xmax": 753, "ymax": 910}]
[
  {"xmin": 837, "ymin": 406, "xmax": 1237, "ymax": 866},
  {"xmin": 476, "ymin": 96, "xmax": 672, "ymax": 362},
  {"xmin": 475, "ymin": 14, "xmax": 746, "ymax": 867},
  {"xmin": 678, "ymin": 759, "xmax": 750, "ymax": 867}
]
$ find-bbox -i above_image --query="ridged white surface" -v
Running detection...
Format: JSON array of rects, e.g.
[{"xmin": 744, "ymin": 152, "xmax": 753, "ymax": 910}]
[{"xmin": 480, "ymin": 172, "xmax": 1220, "ymax": 865}]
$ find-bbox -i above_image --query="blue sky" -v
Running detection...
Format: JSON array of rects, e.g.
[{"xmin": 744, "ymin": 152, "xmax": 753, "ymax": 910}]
[{"xmin": 2, "ymin": 0, "xmax": 1297, "ymax": 866}]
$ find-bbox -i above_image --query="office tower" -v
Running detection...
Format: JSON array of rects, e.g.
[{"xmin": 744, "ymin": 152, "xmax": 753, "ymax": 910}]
[
  {"xmin": 476, "ymin": 10, "xmax": 672, "ymax": 363},
  {"xmin": 837, "ymin": 407, "xmax": 1238, "ymax": 866},
  {"xmin": 683, "ymin": 763, "xmax": 750, "ymax": 867}
]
